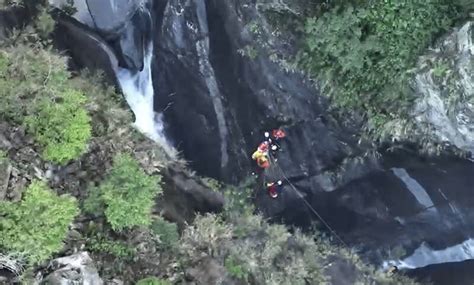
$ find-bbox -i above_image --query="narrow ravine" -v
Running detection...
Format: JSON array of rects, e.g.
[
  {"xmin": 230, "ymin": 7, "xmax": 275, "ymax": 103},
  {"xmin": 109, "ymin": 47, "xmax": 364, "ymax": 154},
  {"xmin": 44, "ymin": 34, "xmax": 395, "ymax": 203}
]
[{"xmin": 45, "ymin": 0, "xmax": 474, "ymax": 283}]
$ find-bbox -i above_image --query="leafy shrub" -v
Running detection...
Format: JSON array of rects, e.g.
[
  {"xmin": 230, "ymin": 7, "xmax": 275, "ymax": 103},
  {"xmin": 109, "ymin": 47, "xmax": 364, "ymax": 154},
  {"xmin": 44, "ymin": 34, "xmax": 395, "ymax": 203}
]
[
  {"xmin": 232, "ymin": 213, "xmax": 264, "ymax": 238},
  {"xmin": 222, "ymin": 177, "xmax": 256, "ymax": 220},
  {"xmin": 0, "ymin": 45, "xmax": 92, "ymax": 164},
  {"xmin": 68, "ymin": 70, "xmax": 132, "ymax": 137},
  {"xmin": 201, "ymin": 177, "xmax": 222, "ymax": 192},
  {"xmin": 0, "ymin": 181, "xmax": 78, "ymax": 264},
  {"xmin": 0, "ymin": 149, "xmax": 7, "ymax": 163},
  {"xmin": 0, "ymin": 46, "xmax": 68, "ymax": 121},
  {"xmin": 136, "ymin": 277, "xmax": 171, "ymax": 285},
  {"xmin": 151, "ymin": 217, "xmax": 179, "ymax": 251},
  {"xmin": 25, "ymin": 89, "xmax": 92, "ymax": 164},
  {"xmin": 89, "ymin": 153, "xmax": 161, "ymax": 231},
  {"xmin": 87, "ymin": 232, "xmax": 135, "ymax": 259},
  {"xmin": 180, "ymin": 214, "xmax": 328, "ymax": 284},
  {"xmin": 181, "ymin": 214, "xmax": 233, "ymax": 258},
  {"xmin": 299, "ymin": 0, "xmax": 457, "ymax": 124},
  {"xmin": 83, "ymin": 184, "xmax": 104, "ymax": 216},
  {"xmin": 224, "ymin": 255, "xmax": 249, "ymax": 281},
  {"xmin": 34, "ymin": 7, "xmax": 55, "ymax": 41}
]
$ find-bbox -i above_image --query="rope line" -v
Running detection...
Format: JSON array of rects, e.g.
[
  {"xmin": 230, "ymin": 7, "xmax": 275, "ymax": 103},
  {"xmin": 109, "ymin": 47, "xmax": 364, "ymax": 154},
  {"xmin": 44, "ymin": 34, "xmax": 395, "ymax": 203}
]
[{"xmin": 269, "ymin": 154, "xmax": 350, "ymax": 248}]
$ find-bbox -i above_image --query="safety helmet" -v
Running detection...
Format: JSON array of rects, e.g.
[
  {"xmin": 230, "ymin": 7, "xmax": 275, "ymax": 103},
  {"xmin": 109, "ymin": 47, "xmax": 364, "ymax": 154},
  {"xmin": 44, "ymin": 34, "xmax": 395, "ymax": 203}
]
[
  {"xmin": 272, "ymin": 129, "xmax": 286, "ymax": 139},
  {"xmin": 258, "ymin": 141, "xmax": 270, "ymax": 152}
]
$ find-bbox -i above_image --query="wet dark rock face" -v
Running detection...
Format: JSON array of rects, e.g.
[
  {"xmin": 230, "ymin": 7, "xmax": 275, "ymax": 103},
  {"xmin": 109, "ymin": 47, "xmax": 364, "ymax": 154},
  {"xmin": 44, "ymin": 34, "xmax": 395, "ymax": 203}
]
[
  {"xmin": 323, "ymin": 150, "xmax": 474, "ymax": 262},
  {"xmin": 407, "ymin": 260, "xmax": 474, "ymax": 285},
  {"xmin": 153, "ymin": 0, "xmax": 361, "ymax": 184},
  {"xmin": 51, "ymin": 0, "xmax": 150, "ymax": 71},
  {"xmin": 152, "ymin": 0, "xmax": 474, "ymax": 268},
  {"xmin": 50, "ymin": 0, "xmax": 474, "ymax": 271}
]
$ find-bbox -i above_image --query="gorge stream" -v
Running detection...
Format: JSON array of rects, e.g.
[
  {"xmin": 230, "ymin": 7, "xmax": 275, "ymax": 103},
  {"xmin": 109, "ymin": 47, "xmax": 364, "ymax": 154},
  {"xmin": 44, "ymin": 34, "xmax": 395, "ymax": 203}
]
[{"xmin": 51, "ymin": 0, "xmax": 474, "ymax": 284}]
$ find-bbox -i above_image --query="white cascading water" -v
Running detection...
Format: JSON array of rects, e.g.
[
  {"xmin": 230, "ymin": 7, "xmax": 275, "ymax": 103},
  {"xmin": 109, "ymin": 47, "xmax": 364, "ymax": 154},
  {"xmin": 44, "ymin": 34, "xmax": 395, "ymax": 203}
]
[
  {"xmin": 384, "ymin": 239, "xmax": 474, "ymax": 270},
  {"xmin": 116, "ymin": 44, "xmax": 174, "ymax": 156},
  {"xmin": 391, "ymin": 168, "xmax": 438, "ymax": 214},
  {"xmin": 383, "ymin": 168, "xmax": 473, "ymax": 270}
]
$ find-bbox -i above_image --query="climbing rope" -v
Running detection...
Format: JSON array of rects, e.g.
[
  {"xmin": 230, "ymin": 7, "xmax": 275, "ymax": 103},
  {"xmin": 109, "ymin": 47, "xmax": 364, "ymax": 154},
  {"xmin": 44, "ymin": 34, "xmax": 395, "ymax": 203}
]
[{"xmin": 268, "ymin": 154, "xmax": 350, "ymax": 248}]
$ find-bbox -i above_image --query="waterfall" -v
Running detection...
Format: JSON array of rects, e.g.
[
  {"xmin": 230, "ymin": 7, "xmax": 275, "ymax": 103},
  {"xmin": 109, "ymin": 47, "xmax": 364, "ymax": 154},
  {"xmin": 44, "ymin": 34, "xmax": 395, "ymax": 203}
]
[
  {"xmin": 384, "ymin": 239, "xmax": 474, "ymax": 270},
  {"xmin": 117, "ymin": 45, "xmax": 157, "ymax": 137},
  {"xmin": 391, "ymin": 168, "xmax": 438, "ymax": 214},
  {"xmin": 116, "ymin": 44, "xmax": 175, "ymax": 156},
  {"xmin": 384, "ymin": 167, "xmax": 473, "ymax": 270},
  {"xmin": 113, "ymin": 5, "xmax": 175, "ymax": 156}
]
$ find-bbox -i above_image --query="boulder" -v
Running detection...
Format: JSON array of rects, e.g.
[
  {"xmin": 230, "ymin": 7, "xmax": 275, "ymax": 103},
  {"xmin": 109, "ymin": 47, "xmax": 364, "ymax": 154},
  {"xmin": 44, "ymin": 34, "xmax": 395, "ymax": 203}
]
[
  {"xmin": 391, "ymin": 21, "xmax": 474, "ymax": 154},
  {"xmin": 40, "ymin": 252, "xmax": 103, "ymax": 285},
  {"xmin": 49, "ymin": 0, "xmax": 140, "ymax": 34},
  {"xmin": 159, "ymin": 165, "xmax": 225, "ymax": 225},
  {"xmin": 50, "ymin": 0, "xmax": 149, "ymax": 70},
  {"xmin": 53, "ymin": 17, "xmax": 119, "ymax": 85}
]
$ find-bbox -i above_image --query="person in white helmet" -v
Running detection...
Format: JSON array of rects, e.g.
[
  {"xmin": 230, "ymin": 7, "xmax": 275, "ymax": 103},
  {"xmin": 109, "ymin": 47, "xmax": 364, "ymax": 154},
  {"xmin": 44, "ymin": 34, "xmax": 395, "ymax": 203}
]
[{"xmin": 264, "ymin": 130, "xmax": 283, "ymax": 158}]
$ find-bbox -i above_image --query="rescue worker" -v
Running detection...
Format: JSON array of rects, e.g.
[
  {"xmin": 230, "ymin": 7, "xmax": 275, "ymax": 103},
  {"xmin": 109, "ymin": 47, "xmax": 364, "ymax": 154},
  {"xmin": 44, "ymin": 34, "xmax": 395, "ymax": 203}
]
[
  {"xmin": 272, "ymin": 129, "xmax": 286, "ymax": 140},
  {"xmin": 251, "ymin": 129, "xmax": 286, "ymax": 173},
  {"xmin": 264, "ymin": 129, "xmax": 285, "ymax": 157},
  {"xmin": 258, "ymin": 141, "xmax": 270, "ymax": 153},
  {"xmin": 265, "ymin": 129, "xmax": 286, "ymax": 141},
  {"xmin": 252, "ymin": 148, "xmax": 270, "ymax": 169},
  {"xmin": 266, "ymin": 180, "xmax": 282, "ymax": 198}
]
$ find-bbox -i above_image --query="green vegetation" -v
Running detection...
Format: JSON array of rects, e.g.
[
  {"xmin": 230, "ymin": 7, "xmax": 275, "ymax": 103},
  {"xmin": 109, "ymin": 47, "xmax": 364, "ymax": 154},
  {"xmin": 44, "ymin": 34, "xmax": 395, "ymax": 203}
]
[
  {"xmin": 0, "ymin": 150, "xmax": 7, "ymax": 162},
  {"xmin": 35, "ymin": 6, "xmax": 56, "ymax": 41},
  {"xmin": 180, "ymin": 213, "xmax": 327, "ymax": 284},
  {"xmin": 0, "ymin": 1, "xmax": 428, "ymax": 283},
  {"xmin": 179, "ymin": 212, "xmax": 418, "ymax": 284},
  {"xmin": 85, "ymin": 153, "xmax": 161, "ymax": 231},
  {"xmin": 68, "ymin": 69, "xmax": 132, "ymax": 137},
  {"xmin": 151, "ymin": 217, "xmax": 179, "ymax": 251},
  {"xmin": 0, "ymin": 181, "xmax": 78, "ymax": 264},
  {"xmin": 136, "ymin": 277, "xmax": 171, "ymax": 285},
  {"xmin": 0, "ymin": 43, "xmax": 92, "ymax": 164},
  {"xmin": 222, "ymin": 177, "xmax": 255, "ymax": 218},
  {"xmin": 237, "ymin": 45, "xmax": 259, "ymax": 59},
  {"xmin": 25, "ymin": 89, "xmax": 91, "ymax": 164},
  {"xmin": 87, "ymin": 232, "xmax": 135, "ymax": 259},
  {"xmin": 224, "ymin": 255, "xmax": 249, "ymax": 281},
  {"xmin": 298, "ymin": 0, "xmax": 456, "ymax": 126},
  {"xmin": 201, "ymin": 177, "xmax": 223, "ymax": 192},
  {"xmin": 432, "ymin": 61, "xmax": 450, "ymax": 78},
  {"xmin": 0, "ymin": 6, "xmax": 91, "ymax": 165}
]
